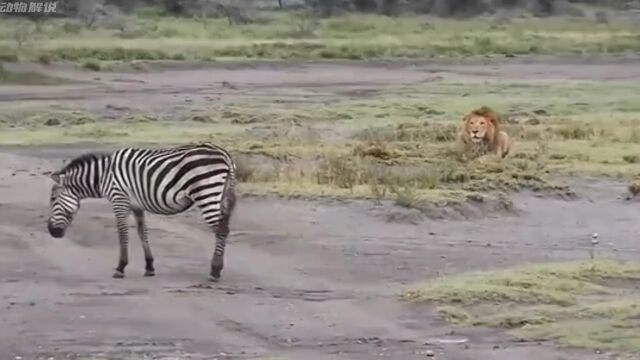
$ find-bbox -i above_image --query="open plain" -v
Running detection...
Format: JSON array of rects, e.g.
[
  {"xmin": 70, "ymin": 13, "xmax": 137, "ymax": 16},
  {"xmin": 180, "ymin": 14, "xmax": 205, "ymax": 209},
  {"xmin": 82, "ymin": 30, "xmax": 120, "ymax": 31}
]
[{"xmin": 1, "ymin": 57, "xmax": 640, "ymax": 359}]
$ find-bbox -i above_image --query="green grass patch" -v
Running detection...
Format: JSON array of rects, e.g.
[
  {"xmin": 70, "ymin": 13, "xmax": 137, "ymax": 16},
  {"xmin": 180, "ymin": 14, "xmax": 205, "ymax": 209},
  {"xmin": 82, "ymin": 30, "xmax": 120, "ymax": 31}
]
[
  {"xmin": 0, "ymin": 66, "xmax": 69, "ymax": 85},
  {"xmin": 1, "ymin": 14, "xmax": 639, "ymax": 61},
  {"xmin": 402, "ymin": 259, "xmax": 640, "ymax": 353}
]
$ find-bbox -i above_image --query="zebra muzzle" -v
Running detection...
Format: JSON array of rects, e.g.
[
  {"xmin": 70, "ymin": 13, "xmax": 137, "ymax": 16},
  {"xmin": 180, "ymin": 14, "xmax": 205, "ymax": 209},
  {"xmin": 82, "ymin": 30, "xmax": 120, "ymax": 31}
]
[{"xmin": 48, "ymin": 223, "xmax": 65, "ymax": 238}]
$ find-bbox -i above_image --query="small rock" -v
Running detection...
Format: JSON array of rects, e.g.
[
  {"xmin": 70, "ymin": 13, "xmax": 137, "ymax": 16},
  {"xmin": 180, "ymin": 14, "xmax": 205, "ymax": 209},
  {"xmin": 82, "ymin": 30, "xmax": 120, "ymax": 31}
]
[
  {"xmin": 525, "ymin": 117, "xmax": 541, "ymax": 125},
  {"xmin": 425, "ymin": 349, "xmax": 435, "ymax": 357},
  {"xmin": 44, "ymin": 118, "xmax": 61, "ymax": 126},
  {"xmin": 222, "ymin": 81, "xmax": 237, "ymax": 90}
]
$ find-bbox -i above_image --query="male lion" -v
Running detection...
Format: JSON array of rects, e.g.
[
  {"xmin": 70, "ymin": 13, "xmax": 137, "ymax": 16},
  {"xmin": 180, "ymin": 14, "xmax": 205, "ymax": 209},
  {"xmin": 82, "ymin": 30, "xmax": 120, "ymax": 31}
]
[{"xmin": 458, "ymin": 106, "xmax": 511, "ymax": 159}]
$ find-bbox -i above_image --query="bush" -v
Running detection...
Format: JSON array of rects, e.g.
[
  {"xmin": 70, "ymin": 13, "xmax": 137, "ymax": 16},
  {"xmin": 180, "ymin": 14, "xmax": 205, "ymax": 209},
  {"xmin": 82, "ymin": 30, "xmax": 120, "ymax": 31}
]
[
  {"xmin": 0, "ymin": 52, "xmax": 19, "ymax": 62},
  {"xmin": 37, "ymin": 54, "xmax": 52, "ymax": 65},
  {"xmin": 81, "ymin": 60, "xmax": 101, "ymax": 71},
  {"xmin": 52, "ymin": 47, "xmax": 172, "ymax": 61}
]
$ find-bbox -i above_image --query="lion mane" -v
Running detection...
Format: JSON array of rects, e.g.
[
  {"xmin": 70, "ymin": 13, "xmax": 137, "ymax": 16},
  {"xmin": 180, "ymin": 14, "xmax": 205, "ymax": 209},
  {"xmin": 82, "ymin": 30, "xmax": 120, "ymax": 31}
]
[{"xmin": 459, "ymin": 106, "xmax": 511, "ymax": 159}]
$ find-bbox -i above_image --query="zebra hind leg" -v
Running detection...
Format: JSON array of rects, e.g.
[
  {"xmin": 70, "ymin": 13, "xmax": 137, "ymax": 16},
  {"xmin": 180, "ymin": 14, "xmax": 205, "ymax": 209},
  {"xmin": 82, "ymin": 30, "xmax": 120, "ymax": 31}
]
[
  {"xmin": 209, "ymin": 215, "xmax": 230, "ymax": 282},
  {"xmin": 211, "ymin": 178, "xmax": 236, "ymax": 282},
  {"xmin": 195, "ymin": 179, "xmax": 236, "ymax": 282},
  {"xmin": 132, "ymin": 207, "xmax": 155, "ymax": 277},
  {"xmin": 113, "ymin": 210, "xmax": 130, "ymax": 279}
]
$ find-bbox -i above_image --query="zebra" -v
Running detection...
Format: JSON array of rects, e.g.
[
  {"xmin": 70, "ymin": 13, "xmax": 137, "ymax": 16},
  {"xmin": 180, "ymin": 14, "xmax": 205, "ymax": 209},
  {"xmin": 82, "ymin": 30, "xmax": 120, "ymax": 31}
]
[{"xmin": 46, "ymin": 143, "xmax": 237, "ymax": 281}]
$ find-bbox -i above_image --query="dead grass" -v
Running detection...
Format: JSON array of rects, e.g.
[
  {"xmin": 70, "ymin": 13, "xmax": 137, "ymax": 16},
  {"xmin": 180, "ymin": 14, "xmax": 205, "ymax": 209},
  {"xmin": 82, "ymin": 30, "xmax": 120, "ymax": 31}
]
[{"xmin": 402, "ymin": 259, "xmax": 640, "ymax": 353}]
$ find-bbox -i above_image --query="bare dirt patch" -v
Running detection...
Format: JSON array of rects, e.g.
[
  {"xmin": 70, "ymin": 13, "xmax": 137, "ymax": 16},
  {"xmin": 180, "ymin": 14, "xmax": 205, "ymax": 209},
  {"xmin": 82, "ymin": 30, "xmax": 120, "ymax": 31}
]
[
  {"xmin": 1, "ymin": 148, "xmax": 637, "ymax": 360},
  {"xmin": 2, "ymin": 57, "xmax": 640, "ymax": 111}
]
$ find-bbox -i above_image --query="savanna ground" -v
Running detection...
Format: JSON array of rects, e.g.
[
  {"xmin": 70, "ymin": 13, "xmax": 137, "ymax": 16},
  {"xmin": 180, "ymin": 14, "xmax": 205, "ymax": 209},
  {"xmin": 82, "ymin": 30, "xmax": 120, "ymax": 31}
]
[{"xmin": 2, "ymin": 5, "xmax": 640, "ymax": 360}]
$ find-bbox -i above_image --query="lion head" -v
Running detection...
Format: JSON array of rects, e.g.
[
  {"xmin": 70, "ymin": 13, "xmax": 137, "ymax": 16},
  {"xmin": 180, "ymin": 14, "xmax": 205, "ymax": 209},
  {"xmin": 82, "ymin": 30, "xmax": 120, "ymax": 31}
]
[{"xmin": 462, "ymin": 106, "xmax": 501, "ymax": 150}]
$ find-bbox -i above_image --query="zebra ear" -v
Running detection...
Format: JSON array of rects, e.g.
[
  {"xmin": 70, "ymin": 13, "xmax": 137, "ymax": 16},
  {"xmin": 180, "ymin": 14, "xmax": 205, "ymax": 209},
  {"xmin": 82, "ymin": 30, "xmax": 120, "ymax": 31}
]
[{"xmin": 50, "ymin": 172, "xmax": 62, "ymax": 184}]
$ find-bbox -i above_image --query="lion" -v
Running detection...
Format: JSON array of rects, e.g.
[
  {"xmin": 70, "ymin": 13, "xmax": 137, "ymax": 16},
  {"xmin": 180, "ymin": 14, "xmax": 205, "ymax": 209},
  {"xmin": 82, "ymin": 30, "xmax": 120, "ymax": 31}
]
[{"xmin": 458, "ymin": 106, "xmax": 511, "ymax": 159}]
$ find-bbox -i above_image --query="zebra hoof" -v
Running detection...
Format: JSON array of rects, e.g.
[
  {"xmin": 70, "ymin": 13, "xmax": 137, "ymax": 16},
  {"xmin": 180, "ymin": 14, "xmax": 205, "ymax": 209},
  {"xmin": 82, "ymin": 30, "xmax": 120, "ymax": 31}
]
[
  {"xmin": 144, "ymin": 270, "xmax": 155, "ymax": 277},
  {"xmin": 208, "ymin": 274, "xmax": 220, "ymax": 282},
  {"xmin": 112, "ymin": 270, "xmax": 125, "ymax": 279}
]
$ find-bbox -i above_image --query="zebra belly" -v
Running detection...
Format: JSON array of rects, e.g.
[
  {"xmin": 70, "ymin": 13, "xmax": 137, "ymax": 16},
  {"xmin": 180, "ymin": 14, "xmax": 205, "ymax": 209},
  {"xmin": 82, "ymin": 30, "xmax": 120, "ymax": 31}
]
[{"xmin": 131, "ymin": 192, "xmax": 194, "ymax": 216}]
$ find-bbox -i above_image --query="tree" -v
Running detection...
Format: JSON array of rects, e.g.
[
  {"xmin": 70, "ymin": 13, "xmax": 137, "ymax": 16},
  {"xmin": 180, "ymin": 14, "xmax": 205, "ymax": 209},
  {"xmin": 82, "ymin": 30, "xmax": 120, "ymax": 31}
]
[
  {"xmin": 352, "ymin": 0, "xmax": 378, "ymax": 11},
  {"xmin": 381, "ymin": 0, "xmax": 399, "ymax": 15}
]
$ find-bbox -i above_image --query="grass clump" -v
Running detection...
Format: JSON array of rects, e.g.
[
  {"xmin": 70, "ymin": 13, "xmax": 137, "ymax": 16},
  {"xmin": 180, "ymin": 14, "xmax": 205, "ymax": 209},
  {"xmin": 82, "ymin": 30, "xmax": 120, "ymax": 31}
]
[
  {"xmin": 621, "ymin": 154, "xmax": 639, "ymax": 164},
  {"xmin": 0, "ymin": 51, "xmax": 19, "ymax": 62},
  {"xmin": 402, "ymin": 259, "xmax": 640, "ymax": 353},
  {"xmin": 52, "ymin": 47, "xmax": 176, "ymax": 62},
  {"xmin": 401, "ymin": 260, "xmax": 623, "ymax": 306},
  {"xmin": 627, "ymin": 181, "xmax": 640, "ymax": 198},
  {"xmin": 0, "ymin": 66, "xmax": 69, "ymax": 85},
  {"xmin": 81, "ymin": 60, "xmax": 101, "ymax": 71}
]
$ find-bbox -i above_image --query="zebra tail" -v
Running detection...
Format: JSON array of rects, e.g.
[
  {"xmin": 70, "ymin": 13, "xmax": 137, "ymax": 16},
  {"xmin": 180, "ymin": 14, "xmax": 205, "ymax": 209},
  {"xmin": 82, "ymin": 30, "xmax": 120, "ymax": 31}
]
[{"xmin": 220, "ymin": 164, "xmax": 237, "ymax": 219}]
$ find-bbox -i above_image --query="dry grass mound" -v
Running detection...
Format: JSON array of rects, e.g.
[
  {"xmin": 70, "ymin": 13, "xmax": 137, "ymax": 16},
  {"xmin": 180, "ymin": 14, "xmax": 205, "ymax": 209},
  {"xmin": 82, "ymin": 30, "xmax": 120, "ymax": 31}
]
[{"xmin": 402, "ymin": 259, "xmax": 640, "ymax": 353}]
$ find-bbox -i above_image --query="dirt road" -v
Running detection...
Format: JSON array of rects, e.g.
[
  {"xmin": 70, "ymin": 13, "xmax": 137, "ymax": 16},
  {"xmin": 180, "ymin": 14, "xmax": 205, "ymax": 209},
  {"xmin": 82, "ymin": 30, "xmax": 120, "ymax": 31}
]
[{"xmin": 1, "ymin": 58, "xmax": 639, "ymax": 359}]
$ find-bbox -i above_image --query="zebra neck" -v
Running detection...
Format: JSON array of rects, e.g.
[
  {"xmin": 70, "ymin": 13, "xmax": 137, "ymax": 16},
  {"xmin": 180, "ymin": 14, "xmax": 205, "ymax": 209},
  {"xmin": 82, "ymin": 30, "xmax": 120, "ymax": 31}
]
[{"xmin": 63, "ymin": 156, "xmax": 111, "ymax": 199}]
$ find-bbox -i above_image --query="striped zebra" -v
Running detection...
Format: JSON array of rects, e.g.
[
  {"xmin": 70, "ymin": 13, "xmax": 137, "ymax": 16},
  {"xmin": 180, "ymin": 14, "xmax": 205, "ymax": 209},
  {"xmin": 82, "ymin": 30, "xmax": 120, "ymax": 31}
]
[{"xmin": 47, "ymin": 143, "xmax": 237, "ymax": 281}]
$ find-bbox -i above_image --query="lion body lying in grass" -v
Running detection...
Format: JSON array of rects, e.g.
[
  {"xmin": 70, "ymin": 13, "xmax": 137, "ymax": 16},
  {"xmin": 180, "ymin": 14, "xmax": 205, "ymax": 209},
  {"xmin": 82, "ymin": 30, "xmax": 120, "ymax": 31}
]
[{"xmin": 459, "ymin": 106, "xmax": 511, "ymax": 159}]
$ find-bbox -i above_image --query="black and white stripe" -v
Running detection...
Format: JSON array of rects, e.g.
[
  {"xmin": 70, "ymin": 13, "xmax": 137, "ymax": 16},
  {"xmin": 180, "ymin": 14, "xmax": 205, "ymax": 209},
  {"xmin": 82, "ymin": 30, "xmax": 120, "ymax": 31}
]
[{"xmin": 47, "ymin": 143, "xmax": 237, "ymax": 281}]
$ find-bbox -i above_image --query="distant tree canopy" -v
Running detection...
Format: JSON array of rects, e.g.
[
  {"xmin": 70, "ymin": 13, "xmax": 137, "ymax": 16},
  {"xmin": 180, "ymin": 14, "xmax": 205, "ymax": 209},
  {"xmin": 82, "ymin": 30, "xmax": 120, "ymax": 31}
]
[{"xmin": 0, "ymin": 0, "xmax": 635, "ymax": 18}]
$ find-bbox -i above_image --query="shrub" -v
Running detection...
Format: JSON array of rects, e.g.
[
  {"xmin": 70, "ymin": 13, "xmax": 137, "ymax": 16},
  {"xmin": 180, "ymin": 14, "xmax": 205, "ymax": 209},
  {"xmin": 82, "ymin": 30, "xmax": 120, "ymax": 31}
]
[{"xmin": 81, "ymin": 60, "xmax": 101, "ymax": 71}]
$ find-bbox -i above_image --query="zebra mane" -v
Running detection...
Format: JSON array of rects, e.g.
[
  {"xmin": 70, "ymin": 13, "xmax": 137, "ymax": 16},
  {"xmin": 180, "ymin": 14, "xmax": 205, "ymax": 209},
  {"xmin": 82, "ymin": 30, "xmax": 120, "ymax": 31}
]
[{"xmin": 58, "ymin": 152, "xmax": 111, "ymax": 174}]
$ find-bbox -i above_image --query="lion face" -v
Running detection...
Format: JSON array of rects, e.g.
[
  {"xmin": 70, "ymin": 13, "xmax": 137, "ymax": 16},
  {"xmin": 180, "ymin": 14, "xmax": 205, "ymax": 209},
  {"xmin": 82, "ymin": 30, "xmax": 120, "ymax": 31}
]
[{"xmin": 465, "ymin": 115, "xmax": 495, "ymax": 144}]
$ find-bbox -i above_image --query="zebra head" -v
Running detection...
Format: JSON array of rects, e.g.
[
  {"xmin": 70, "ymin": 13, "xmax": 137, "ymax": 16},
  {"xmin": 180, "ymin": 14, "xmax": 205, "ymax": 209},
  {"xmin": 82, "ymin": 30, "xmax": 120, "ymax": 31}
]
[{"xmin": 47, "ymin": 171, "xmax": 81, "ymax": 238}]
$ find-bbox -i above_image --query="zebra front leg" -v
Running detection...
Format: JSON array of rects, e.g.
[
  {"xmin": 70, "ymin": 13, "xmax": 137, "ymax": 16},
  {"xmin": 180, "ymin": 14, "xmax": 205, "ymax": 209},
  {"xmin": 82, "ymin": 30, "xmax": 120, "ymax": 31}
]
[
  {"xmin": 112, "ymin": 207, "xmax": 131, "ymax": 279},
  {"xmin": 132, "ymin": 207, "xmax": 155, "ymax": 277}
]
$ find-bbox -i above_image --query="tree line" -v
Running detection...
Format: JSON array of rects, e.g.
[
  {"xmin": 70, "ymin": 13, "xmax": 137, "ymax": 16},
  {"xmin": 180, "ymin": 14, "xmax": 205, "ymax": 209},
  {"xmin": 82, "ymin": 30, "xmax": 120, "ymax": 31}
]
[{"xmin": 0, "ymin": 0, "xmax": 633, "ymax": 18}]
